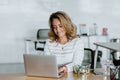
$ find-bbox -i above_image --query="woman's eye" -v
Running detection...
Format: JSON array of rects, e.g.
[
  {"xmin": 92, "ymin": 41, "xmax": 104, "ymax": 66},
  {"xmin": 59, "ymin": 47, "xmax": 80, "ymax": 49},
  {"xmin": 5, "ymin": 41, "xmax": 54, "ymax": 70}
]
[
  {"xmin": 59, "ymin": 25, "xmax": 62, "ymax": 28},
  {"xmin": 53, "ymin": 26, "xmax": 56, "ymax": 29}
]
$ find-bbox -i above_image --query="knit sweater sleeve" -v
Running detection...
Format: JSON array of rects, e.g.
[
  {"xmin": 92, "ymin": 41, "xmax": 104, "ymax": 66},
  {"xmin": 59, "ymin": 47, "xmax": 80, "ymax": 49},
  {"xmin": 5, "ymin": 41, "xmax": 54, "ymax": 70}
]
[
  {"xmin": 66, "ymin": 38, "xmax": 84, "ymax": 72},
  {"xmin": 72, "ymin": 38, "xmax": 84, "ymax": 66}
]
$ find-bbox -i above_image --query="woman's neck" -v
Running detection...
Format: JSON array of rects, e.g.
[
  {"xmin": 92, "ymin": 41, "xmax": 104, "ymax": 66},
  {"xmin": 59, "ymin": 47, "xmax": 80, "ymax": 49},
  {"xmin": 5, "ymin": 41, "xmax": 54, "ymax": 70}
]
[{"xmin": 57, "ymin": 36, "xmax": 68, "ymax": 44}]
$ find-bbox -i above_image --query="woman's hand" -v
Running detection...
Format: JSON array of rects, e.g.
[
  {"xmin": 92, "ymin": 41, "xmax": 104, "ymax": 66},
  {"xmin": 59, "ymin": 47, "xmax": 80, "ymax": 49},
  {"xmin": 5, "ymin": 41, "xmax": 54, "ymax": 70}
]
[{"xmin": 58, "ymin": 66, "xmax": 68, "ymax": 73}]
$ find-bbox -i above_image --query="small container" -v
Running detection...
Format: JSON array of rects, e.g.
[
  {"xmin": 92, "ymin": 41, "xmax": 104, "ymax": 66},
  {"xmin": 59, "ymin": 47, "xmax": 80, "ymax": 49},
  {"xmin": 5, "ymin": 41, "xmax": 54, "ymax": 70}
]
[
  {"xmin": 89, "ymin": 23, "xmax": 98, "ymax": 35},
  {"xmin": 79, "ymin": 24, "xmax": 89, "ymax": 36},
  {"xmin": 102, "ymin": 28, "xmax": 108, "ymax": 35},
  {"xmin": 86, "ymin": 64, "xmax": 91, "ymax": 73},
  {"xmin": 73, "ymin": 64, "xmax": 91, "ymax": 74}
]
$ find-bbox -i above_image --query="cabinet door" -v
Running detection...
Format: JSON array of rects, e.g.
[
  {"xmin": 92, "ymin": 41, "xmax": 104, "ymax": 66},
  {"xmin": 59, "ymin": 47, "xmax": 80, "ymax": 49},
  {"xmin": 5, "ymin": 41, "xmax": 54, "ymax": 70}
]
[{"xmin": 80, "ymin": 36, "xmax": 89, "ymax": 48}]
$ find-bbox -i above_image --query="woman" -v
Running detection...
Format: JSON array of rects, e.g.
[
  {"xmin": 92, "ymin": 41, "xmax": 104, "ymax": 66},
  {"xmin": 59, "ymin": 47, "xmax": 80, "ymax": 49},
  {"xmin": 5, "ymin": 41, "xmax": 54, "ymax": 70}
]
[{"xmin": 44, "ymin": 11, "xmax": 84, "ymax": 72}]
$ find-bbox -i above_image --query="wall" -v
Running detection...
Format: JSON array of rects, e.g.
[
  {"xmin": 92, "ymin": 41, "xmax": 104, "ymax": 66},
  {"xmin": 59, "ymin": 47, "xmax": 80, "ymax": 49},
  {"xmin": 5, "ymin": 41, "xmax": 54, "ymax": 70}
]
[{"xmin": 0, "ymin": 0, "xmax": 120, "ymax": 63}]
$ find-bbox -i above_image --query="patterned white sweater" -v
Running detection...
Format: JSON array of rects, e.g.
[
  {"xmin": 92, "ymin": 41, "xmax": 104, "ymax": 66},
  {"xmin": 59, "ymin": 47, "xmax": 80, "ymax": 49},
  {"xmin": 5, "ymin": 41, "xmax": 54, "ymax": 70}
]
[{"xmin": 44, "ymin": 37, "xmax": 84, "ymax": 72}]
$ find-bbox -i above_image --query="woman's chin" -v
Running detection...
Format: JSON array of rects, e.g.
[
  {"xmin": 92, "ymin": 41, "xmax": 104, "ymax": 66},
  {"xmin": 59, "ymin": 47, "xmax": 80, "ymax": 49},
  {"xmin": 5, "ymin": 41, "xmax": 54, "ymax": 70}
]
[{"xmin": 58, "ymin": 36, "xmax": 65, "ymax": 38}]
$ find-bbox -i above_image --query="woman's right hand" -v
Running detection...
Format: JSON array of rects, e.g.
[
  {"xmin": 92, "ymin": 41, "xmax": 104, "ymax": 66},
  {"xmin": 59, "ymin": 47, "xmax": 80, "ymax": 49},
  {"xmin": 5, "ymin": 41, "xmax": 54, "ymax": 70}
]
[
  {"xmin": 58, "ymin": 66, "xmax": 68, "ymax": 73},
  {"xmin": 58, "ymin": 67, "xmax": 64, "ymax": 73}
]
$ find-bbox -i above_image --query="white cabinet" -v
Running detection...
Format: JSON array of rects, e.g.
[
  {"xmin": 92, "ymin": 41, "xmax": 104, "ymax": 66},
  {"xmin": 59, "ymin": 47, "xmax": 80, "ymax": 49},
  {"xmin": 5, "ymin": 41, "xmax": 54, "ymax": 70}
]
[{"xmin": 81, "ymin": 35, "xmax": 109, "ymax": 48}]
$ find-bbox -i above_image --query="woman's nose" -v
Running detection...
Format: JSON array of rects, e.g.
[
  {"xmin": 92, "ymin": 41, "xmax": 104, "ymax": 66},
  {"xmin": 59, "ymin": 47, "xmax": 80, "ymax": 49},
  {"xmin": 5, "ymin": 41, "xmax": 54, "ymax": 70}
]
[{"xmin": 56, "ymin": 26, "xmax": 60, "ymax": 32}]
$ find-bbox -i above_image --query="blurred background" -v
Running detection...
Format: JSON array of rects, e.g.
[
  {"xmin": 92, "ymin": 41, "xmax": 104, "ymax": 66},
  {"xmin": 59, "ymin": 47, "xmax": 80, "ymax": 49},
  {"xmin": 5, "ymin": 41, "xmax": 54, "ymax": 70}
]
[{"xmin": 0, "ymin": 0, "xmax": 120, "ymax": 64}]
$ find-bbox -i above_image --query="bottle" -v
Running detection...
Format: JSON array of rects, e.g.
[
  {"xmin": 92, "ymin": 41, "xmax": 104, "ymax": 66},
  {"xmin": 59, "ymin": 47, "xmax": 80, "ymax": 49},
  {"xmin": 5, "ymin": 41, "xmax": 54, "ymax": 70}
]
[
  {"xmin": 104, "ymin": 63, "xmax": 108, "ymax": 76},
  {"xmin": 93, "ymin": 23, "xmax": 98, "ymax": 35},
  {"xmin": 103, "ymin": 60, "xmax": 110, "ymax": 76}
]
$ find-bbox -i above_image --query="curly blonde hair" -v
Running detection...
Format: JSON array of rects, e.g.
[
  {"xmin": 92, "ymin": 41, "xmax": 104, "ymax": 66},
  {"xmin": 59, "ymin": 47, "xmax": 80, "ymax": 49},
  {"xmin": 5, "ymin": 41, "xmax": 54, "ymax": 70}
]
[{"xmin": 48, "ymin": 11, "xmax": 77, "ymax": 41}]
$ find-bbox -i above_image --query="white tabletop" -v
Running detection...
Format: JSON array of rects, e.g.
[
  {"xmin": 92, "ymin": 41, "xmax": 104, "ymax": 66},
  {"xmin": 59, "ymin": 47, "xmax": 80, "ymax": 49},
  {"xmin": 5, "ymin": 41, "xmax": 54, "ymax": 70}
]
[{"xmin": 94, "ymin": 42, "xmax": 120, "ymax": 52}]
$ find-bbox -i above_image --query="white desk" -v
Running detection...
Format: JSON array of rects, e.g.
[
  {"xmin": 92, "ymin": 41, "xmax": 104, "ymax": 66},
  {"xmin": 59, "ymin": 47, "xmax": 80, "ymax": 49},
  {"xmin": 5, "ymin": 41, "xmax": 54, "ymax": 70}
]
[{"xmin": 94, "ymin": 42, "xmax": 120, "ymax": 69}]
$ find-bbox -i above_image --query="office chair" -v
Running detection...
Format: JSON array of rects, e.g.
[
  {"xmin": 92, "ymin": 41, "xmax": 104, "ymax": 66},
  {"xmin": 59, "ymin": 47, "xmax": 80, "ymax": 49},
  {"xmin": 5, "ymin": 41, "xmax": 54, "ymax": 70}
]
[
  {"xmin": 34, "ymin": 41, "xmax": 46, "ymax": 51},
  {"xmin": 35, "ymin": 29, "xmax": 49, "ymax": 51},
  {"xmin": 83, "ymin": 48, "xmax": 103, "ymax": 69},
  {"xmin": 37, "ymin": 29, "xmax": 49, "ymax": 40},
  {"xmin": 83, "ymin": 48, "xmax": 94, "ymax": 69},
  {"xmin": 111, "ymin": 51, "xmax": 120, "ymax": 66},
  {"xmin": 110, "ymin": 38, "xmax": 120, "ymax": 66}
]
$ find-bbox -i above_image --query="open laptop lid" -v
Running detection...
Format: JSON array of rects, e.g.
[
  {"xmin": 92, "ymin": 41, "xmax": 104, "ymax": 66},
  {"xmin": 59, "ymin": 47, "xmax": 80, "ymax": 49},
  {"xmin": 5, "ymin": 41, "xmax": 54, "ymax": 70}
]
[
  {"xmin": 23, "ymin": 54, "xmax": 59, "ymax": 77},
  {"xmin": 23, "ymin": 54, "xmax": 71, "ymax": 78}
]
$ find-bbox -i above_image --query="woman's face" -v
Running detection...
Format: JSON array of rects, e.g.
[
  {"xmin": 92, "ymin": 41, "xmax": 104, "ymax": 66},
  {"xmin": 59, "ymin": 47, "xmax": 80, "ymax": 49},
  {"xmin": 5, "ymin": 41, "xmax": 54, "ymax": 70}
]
[{"xmin": 52, "ymin": 18, "xmax": 66, "ymax": 38}]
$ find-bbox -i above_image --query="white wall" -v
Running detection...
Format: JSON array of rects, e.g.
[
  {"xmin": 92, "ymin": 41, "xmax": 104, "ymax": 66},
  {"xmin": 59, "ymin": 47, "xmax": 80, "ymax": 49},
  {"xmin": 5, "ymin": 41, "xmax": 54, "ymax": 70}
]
[{"xmin": 0, "ymin": 0, "xmax": 120, "ymax": 63}]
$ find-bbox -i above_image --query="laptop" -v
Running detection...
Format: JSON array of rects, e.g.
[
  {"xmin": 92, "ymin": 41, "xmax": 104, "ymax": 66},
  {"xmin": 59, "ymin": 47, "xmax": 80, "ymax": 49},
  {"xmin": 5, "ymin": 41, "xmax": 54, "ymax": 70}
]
[{"xmin": 23, "ymin": 54, "xmax": 72, "ymax": 78}]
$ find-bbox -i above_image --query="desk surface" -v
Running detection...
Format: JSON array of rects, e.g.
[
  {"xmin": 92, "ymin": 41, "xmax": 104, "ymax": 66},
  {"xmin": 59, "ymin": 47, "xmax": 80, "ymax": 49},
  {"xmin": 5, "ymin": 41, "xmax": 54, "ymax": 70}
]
[
  {"xmin": 0, "ymin": 72, "xmax": 110, "ymax": 80},
  {"xmin": 94, "ymin": 42, "xmax": 120, "ymax": 51}
]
